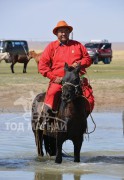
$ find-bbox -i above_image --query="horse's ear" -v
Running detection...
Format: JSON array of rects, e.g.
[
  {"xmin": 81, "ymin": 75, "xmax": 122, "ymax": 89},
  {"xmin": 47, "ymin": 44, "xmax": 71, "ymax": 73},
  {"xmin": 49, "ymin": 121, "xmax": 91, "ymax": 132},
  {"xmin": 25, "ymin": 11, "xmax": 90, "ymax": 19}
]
[
  {"xmin": 64, "ymin": 62, "xmax": 69, "ymax": 71},
  {"xmin": 75, "ymin": 62, "xmax": 81, "ymax": 73}
]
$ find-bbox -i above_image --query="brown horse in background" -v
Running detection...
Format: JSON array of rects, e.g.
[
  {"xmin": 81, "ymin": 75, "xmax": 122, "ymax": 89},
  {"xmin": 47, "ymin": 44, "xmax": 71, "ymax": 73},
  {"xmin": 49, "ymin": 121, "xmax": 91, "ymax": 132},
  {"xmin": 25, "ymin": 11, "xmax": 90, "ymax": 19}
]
[
  {"xmin": 3, "ymin": 50, "xmax": 42, "ymax": 73},
  {"xmin": 9, "ymin": 53, "xmax": 30, "ymax": 73},
  {"xmin": 29, "ymin": 50, "xmax": 42, "ymax": 72}
]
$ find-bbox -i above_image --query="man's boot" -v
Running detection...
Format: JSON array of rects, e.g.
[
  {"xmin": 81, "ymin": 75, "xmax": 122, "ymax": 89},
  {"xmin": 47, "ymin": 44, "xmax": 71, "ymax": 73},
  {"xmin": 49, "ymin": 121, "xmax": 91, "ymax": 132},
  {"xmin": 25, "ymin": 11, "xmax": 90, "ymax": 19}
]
[
  {"xmin": 41, "ymin": 104, "xmax": 57, "ymax": 156},
  {"xmin": 40, "ymin": 104, "xmax": 56, "ymax": 130}
]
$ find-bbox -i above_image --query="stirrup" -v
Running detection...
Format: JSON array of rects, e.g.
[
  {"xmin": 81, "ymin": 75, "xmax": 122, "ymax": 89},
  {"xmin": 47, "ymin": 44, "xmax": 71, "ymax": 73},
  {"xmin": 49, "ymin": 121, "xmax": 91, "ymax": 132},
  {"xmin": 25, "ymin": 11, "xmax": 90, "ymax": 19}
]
[{"xmin": 51, "ymin": 110, "xmax": 58, "ymax": 114}]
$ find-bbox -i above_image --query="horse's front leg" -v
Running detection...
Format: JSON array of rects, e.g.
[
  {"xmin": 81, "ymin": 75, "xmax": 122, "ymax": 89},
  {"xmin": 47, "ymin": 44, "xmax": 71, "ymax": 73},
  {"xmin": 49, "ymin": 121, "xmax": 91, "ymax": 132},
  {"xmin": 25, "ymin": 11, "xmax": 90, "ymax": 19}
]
[
  {"xmin": 10, "ymin": 63, "xmax": 15, "ymax": 73},
  {"xmin": 73, "ymin": 136, "xmax": 83, "ymax": 162},
  {"xmin": 55, "ymin": 135, "xmax": 65, "ymax": 164},
  {"xmin": 23, "ymin": 62, "xmax": 28, "ymax": 73},
  {"xmin": 37, "ymin": 63, "xmax": 39, "ymax": 73}
]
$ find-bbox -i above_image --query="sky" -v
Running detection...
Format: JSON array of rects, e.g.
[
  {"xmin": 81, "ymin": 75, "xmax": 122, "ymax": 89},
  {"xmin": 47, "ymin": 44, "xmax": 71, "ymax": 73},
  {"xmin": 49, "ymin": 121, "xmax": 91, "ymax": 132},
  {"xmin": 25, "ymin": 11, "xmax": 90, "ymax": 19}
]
[{"xmin": 0, "ymin": 0, "xmax": 124, "ymax": 42}]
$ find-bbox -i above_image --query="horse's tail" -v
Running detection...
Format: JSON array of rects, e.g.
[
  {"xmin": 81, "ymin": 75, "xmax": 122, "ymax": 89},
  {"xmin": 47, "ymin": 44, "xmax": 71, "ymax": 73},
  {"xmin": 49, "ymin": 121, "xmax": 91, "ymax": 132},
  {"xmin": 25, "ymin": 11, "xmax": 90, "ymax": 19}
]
[
  {"xmin": 43, "ymin": 134, "xmax": 56, "ymax": 156},
  {"xmin": 31, "ymin": 92, "xmax": 46, "ymax": 156},
  {"xmin": 31, "ymin": 92, "xmax": 56, "ymax": 156},
  {"xmin": 31, "ymin": 92, "xmax": 46, "ymax": 127}
]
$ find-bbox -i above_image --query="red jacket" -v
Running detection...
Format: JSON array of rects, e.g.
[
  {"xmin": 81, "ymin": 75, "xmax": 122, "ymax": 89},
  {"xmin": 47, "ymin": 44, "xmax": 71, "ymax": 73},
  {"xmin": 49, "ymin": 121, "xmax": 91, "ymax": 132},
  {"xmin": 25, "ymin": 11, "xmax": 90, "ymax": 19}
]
[{"xmin": 39, "ymin": 40, "xmax": 92, "ymax": 81}]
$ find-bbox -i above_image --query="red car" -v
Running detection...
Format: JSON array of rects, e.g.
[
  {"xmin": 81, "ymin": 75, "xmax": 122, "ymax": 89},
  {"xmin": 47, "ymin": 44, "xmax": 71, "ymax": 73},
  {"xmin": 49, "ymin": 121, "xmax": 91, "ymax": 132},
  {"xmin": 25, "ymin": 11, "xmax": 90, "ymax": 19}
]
[{"xmin": 85, "ymin": 40, "xmax": 112, "ymax": 64}]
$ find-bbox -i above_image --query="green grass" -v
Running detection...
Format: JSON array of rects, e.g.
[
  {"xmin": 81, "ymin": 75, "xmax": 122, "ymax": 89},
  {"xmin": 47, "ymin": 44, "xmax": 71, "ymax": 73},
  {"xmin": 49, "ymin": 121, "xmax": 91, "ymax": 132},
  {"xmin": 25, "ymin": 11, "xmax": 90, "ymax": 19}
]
[
  {"xmin": 0, "ymin": 59, "xmax": 49, "ymax": 85},
  {"xmin": 87, "ymin": 59, "xmax": 124, "ymax": 80},
  {"xmin": 0, "ymin": 52, "xmax": 124, "ymax": 86},
  {"xmin": 87, "ymin": 50, "xmax": 124, "ymax": 79}
]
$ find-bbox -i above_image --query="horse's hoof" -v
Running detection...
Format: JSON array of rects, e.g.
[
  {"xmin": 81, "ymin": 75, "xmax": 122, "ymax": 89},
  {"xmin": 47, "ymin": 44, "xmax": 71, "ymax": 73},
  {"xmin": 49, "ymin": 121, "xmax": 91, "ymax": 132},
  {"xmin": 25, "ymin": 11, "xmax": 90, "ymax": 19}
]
[
  {"xmin": 55, "ymin": 157, "xmax": 62, "ymax": 164},
  {"xmin": 74, "ymin": 158, "xmax": 80, "ymax": 162},
  {"xmin": 38, "ymin": 152, "xmax": 44, "ymax": 157},
  {"xmin": 37, "ymin": 151, "xmax": 44, "ymax": 158}
]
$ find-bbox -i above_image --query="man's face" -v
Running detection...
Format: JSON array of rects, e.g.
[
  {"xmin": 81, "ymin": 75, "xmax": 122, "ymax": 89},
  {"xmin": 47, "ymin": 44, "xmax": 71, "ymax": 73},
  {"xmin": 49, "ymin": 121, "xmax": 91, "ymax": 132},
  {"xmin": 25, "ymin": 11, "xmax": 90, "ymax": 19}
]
[{"xmin": 56, "ymin": 27, "xmax": 70, "ymax": 43}]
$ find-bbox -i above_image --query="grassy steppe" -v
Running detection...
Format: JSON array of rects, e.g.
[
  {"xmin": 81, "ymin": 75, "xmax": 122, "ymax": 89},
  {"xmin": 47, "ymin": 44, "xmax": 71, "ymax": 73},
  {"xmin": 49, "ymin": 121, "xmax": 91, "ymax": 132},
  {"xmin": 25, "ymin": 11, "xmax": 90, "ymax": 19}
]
[
  {"xmin": 87, "ymin": 51, "xmax": 124, "ymax": 79},
  {"xmin": 0, "ymin": 51, "xmax": 124, "ymax": 84}
]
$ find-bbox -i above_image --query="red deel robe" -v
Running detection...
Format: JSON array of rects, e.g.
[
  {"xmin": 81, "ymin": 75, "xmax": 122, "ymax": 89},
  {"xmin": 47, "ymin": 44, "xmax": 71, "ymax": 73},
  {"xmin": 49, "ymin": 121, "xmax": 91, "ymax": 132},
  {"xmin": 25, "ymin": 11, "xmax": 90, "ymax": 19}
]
[
  {"xmin": 38, "ymin": 40, "xmax": 94, "ymax": 112},
  {"xmin": 39, "ymin": 40, "xmax": 92, "ymax": 81}
]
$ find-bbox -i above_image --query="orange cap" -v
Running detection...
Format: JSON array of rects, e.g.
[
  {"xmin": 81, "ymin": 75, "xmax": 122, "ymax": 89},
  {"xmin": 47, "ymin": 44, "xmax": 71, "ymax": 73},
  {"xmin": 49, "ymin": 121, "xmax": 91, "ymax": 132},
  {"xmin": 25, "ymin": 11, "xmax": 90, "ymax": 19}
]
[{"xmin": 53, "ymin": 20, "xmax": 73, "ymax": 35}]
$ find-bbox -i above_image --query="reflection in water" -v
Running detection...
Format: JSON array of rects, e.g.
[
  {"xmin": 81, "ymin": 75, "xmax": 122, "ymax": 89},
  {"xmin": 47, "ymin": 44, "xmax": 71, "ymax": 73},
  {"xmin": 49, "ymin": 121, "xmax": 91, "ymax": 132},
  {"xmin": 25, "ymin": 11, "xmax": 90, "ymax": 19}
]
[
  {"xmin": 34, "ymin": 172, "xmax": 62, "ymax": 180},
  {"xmin": 34, "ymin": 172, "xmax": 123, "ymax": 180},
  {"xmin": 34, "ymin": 173, "xmax": 83, "ymax": 180},
  {"xmin": 74, "ymin": 175, "xmax": 80, "ymax": 180},
  {"xmin": 122, "ymin": 111, "xmax": 124, "ymax": 135}
]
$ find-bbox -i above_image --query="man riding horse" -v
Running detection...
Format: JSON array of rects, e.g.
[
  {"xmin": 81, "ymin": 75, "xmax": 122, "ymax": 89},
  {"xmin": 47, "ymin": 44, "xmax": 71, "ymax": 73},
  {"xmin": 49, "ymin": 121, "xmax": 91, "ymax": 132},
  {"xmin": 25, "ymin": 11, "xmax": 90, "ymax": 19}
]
[{"xmin": 38, "ymin": 20, "xmax": 94, "ymax": 117}]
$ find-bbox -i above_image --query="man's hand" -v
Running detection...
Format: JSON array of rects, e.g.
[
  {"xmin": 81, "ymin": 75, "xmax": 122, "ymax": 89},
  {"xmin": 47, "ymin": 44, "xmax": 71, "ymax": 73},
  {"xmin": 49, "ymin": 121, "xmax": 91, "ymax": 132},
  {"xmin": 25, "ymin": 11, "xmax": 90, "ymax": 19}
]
[
  {"xmin": 54, "ymin": 77, "xmax": 63, "ymax": 84},
  {"xmin": 71, "ymin": 62, "xmax": 78, "ymax": 68}
]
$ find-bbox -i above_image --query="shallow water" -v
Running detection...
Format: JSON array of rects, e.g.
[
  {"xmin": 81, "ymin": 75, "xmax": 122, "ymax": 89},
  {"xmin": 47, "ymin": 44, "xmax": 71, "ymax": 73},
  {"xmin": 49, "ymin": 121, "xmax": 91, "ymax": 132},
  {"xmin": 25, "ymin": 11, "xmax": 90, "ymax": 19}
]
[{"xmin": 0, "ymin": 112, "xmax": 124, "ymax": 180}]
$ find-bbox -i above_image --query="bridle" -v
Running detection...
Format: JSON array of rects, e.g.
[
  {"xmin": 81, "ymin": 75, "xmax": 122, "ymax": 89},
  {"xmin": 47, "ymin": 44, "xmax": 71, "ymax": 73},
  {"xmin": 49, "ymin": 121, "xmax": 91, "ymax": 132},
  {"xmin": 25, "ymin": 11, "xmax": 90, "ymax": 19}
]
[
  {"xmin": 61, "ymin": 81, "xmax": 96, "ymax": 134},
  {"xmin": 62, "ymin": 82, "xmax": 80, "ymax": 89},
  {"xmin": 61, "ymin": 81, "xmax": 82, "ymax": 101}
]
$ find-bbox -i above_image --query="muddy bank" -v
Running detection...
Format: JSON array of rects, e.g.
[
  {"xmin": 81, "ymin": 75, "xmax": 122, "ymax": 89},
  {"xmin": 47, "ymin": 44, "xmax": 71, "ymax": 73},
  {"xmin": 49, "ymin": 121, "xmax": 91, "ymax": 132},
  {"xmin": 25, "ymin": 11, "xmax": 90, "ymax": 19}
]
[{"xmin": 0, "ymin": 79, "xmax": 124, "ymax": 113}]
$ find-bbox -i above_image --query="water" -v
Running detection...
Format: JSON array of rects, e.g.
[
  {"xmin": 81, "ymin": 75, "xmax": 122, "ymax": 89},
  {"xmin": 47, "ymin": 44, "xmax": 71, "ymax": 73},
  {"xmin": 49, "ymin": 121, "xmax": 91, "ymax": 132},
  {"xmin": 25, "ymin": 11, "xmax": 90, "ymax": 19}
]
[{"xmin": 0, "ymin": 112, "xmax": 124, "ymax": 180}]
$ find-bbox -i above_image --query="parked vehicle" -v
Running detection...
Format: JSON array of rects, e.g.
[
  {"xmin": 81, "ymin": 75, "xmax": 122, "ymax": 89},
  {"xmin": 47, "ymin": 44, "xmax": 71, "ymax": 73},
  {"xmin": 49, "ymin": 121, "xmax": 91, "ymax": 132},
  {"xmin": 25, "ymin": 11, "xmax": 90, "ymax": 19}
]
[
  {"xmin": 0, "ymin": 40, "xmax": 29, "ymax": 56},
  {"xmin": 0, "ymin": 40, "xmax": 30, "ymax": 73},
  {"xmin": 84, "ymin": 40, "xmax": 112, "ymax": 64}
]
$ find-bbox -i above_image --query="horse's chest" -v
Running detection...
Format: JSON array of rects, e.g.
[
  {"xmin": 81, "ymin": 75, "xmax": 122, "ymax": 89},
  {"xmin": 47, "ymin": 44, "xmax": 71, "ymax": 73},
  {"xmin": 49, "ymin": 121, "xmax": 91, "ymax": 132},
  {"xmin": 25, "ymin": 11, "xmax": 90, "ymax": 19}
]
[{"xmin": 64, "ymin": 103, "xmax": 75, "ymax": 118}]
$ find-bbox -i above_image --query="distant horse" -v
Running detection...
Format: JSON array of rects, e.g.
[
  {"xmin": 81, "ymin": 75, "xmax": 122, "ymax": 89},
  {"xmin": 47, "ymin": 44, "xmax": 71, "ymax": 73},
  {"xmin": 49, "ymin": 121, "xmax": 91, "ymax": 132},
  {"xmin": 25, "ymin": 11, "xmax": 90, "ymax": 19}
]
[
  {"xmin": 9, "ymin": 53, "xmax": 30, "ymax": 73},
  {"xmin": 31, "ymin": 63, "xmax": 87, "ymax": 163},
  {"xmin": 0, "ymin": 52, "xmax": 11, "ymax": 63},
  {"xmin": 29, "ymin": 50, "xmax": 42, "ymax": 72}
]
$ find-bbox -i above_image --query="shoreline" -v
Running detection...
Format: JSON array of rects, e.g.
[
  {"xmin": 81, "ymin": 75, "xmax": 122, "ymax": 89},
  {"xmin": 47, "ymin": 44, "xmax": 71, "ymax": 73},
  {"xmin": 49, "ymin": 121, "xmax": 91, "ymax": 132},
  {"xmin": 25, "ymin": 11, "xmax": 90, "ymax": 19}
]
[
  {"xmin": 0, "ymin": 109, "xmax": 123, "ymax": 114},
  {"xmin": 0, "ymin": 100, "xmax": 123, "ymax": 114}
]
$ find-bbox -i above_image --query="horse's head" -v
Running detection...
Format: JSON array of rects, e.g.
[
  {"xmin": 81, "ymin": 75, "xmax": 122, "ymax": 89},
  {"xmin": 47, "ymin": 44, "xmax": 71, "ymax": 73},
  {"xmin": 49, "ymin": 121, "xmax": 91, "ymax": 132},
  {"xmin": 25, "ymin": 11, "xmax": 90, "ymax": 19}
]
[
  {"xmin": 28, "ymin": 50, "xmax": 36, "ymax": 59},
  {"xmin": 61, "ymin": 63, "xmax": 82, "ymax": 102}
]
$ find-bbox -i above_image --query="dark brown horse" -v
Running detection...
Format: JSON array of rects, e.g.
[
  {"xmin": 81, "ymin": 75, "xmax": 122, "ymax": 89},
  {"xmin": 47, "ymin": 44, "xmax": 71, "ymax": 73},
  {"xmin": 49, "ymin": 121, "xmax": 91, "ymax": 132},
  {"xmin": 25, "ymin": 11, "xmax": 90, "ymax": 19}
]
[
  {"xmin": 31, "ymin": 63, "xmax": 87, "ymax": 163},
  {"xmin": 9, "ymin": 53, "xmax": 30, "ymax": 73}
]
